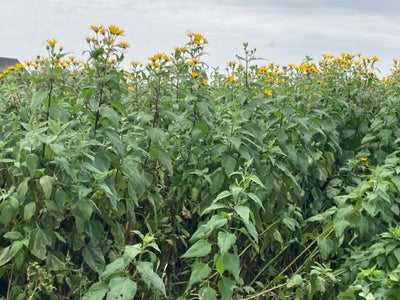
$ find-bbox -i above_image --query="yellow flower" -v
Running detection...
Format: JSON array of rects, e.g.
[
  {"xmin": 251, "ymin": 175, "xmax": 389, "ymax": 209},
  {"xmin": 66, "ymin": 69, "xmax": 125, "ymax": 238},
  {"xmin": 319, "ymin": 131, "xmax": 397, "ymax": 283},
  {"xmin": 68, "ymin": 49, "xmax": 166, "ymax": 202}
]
[
  {"xmin": 148, "ymin": 52, "xmax": 171, "ymax": 63},
  {"xmin": 187, "ymin": 32, "xmax": 208, "ymax": 46},
  {"xmin": 91, "ymin": 25, "xmax": 101, "ymax": 33},
  {"xmin": 372, "ymin": 56, "xmax": 379, "ymax": 62},
  {"xmin": 131, "ymin": 61, "xmax": 142, "ymax": 67},
  {"xmin": 201, "ymin": 79, "xmax": 208, "ymax": 86},
  {"xmin": 191, "ymin": 71, "xmax": 200, "ymax": 78},
  {"xmin": 46, "ymin": 39, "xmax": 58, "ymax": 47},
  {"xmin": 228, "ymin": 74, "xmax": 236, "ymax": 83},
  {"xmin": 316, "ymin": 79, "xmax": 322, "ymax": 84},
  {"xmin": 108, "ymin": 24, "xmax": 125, "ymax": 36},
  {"xmin": 359, "ymin": 157, "xmax": 368, "ymax": 162},
  {"xmin": 174, "ymin": 46, "xmax": 187, "ymax": 52},
  {"xmin": 105, "ymin": 38, "xmax": 115, "ymax": 46},
  {"xmin": 119, "ymin": 41, "xmax": 131, "ymax": 49},
  {"xmin": 264, "ymin": 89, "xmax": 273, "ymax": 96},
  {"xmin": 127, "ymin": 86, "xmax": 134, "ymax": 91},
  {"xmin": 187, "ymin": 57, "xmax": 200, "ymax": 65},
  {"xmin": 99, "ymin": 26, "xmax": 106, "ymax": 35}
]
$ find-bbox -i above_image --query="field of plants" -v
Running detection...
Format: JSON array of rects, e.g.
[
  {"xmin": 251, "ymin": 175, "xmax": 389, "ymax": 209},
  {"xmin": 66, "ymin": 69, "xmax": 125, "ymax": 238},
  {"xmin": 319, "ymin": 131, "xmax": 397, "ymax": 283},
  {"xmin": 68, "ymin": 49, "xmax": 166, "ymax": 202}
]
[{"xmin": 1, "ymin": 25, "xmax": 400, "ymax": 299}]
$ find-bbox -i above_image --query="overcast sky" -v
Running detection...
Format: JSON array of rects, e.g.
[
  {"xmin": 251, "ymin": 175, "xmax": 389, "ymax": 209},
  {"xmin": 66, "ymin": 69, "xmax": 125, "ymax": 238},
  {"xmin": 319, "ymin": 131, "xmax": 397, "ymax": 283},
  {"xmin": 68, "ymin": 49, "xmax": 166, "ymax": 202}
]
[{"xmin": 1, "ymin": 0, "xmax": 400, "ymax": 76}]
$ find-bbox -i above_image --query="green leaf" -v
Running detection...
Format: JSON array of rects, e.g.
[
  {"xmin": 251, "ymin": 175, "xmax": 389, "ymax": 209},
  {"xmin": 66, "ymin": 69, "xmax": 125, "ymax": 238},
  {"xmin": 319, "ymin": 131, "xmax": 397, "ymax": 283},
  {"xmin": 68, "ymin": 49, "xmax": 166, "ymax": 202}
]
[
  {"xmin": 100, "ymin": 257, "xmax": 127, "ymax": 280},
  {"xmin": 249, "ymin": 174, "xmax": 267, "ymax": 189},
  {"xmin": 31, "ymin": 229, "xmax": 52, "ymax": 260},
  {"xmin": 16, "ymin": 180, "xmax": 28, "ymax": 203},
  {"xmin": 23, "ymin": 202, "xmax": 36, "ymax": 221},
  {"xmin": 223, "ymin": 253, "xmax": 241, "ymax": 282},
  {"xmin": 199, "ymin": 286, "xmax": 217, "ymax": 300},
  {"xmin": 136, "ymin": 261, "xmax": 166, "ymax": 295},
  {"xmin": 187, "ymin": 262, "xmax": 212, "ymax": 291},
  {"xmin": 31, "ymin": 91, "xmax": 47, "ymax": 113},
  {"xmin": 287, "ymin": 274, "xmax": 303, "ymax": 288},
  {"xmin": 99, "ymin": 106, "xmax": 120, "ymax": 127},
  {"xmin": 201, "ymin": 203, "xmax": 228, "ymax": 216},
  {"xmin": 222, "ymin": 156, "xmax": 237, "ymax": 176},
  {"xmin": 0, "ymin": 240, "xmax": 26, "ymax": 266},
  {"xmin": 317, "ymin": 238, "xmax": 334, "ymax": 260},
  {"xmin": 333, "ymin": 219, "xmax": 351, "ymax": 238},
  {"xmin": 213, "ymin": 191, "xmax": 232, "ymax": 203},
  {"xmin": 247, "ymin": 192, "xmax": 264, "ymax": 209},
  {"xmin": 362, "ymin": 201, "xmax": 377, "ymax": 217},
  {"xmin": 182, "ymin": 239, "xmax": 212, "ymax": 258},
  {"xmin": 123, "ymin": 245, "xmax": 141, "ymax": 261},
  {"xmin": 215, "ymin": 255, "xmax": 225, "ymax": 275},
  {"xmin": 217, "ymin": 232, "xmax": 236, "ymax": 255},
  {"xmin": 234, "ymin": 205, "xmax": 250, "ymax": 223},
  {"xmin": 83, "ymin": 244, "xmax": 105, "ymax": 274},
  {"xmin": 40, "ymin": 175, "xmax": 54, "ymax": 199},
  {"xmin": 157, "ymin": 148, "xmax": 173, "ymax": 176},
  {"xmin": 191, "ymin": 215, "xmax": 228, "ymax": 241},
  {"xmin": 218, "ymin": 276, "xmax": 235, "ymax": 300},
  {"xmin": 3, "ymin": 231, "xmax": 23, "ymax": 240},
  {"xmin": 82, "ymin": 282, "xmax": 108, "ymax": 300},
  {"xmin": 107, "ymin": 277, "xmax": 137, "ymax": 300}
]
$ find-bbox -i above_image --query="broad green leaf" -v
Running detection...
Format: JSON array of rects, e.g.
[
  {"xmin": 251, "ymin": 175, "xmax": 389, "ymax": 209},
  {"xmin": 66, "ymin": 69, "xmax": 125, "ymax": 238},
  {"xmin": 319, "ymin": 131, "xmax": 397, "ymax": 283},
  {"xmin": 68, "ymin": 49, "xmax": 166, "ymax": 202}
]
[
  {"xmin": 223, "ymin": 253, "xmax": 241, "ymax": 282},
  {"xmin": 282, "ymin": 217, "xmax": 296, "ymax": 231},
  {"xmin": 222, "ymin": 156, "xmax": 236, "ymax": 176},
  {"xmin": 287, "ymin": 274, "xmax": 302, "ymax": 288},
  {"xmin": 191, "ymin": 215, "xmax": 228, "ymax": 241},
  {"xmin": 23, "ymin": 202, "xmax": 36, "ymax": 221},
  {"xmin": 247, "ymin": 192, "xmax": 264, "ymax": 209},
  {"xmin": 362, "ymin": 201, "xmax": 377, "ymax": 217},
  {"xmin": 136, "ymin": 261, "xmax": 166, "ymax": 295},
  {"xmin": 217, "ymin": 232, "xmax": 236, "ymax": 255},
  {"xmin": 317, "ymin": 238, "xmax": 334, "ymax": 260},
  {"xmin": 157, "ymin": 148, "xmax": 173, "ymax": 176},
  {"xmin": 3, "ymin": 231, "xmax": 23, "ymax": 240},
  {"xmin": 99, "ymin": 106, "xmax": 119, "ymax": 127},
  {"xmin": 31, "ymin": 229, "xmax": 53, "ymax": 260},
  {"xmin": 235, "ymin": 205, "xmax": 250, "ymax": 223},
  {"xmin": 100, "ymin": 257, "xmax": 127, "ymax": 280},
  {"xmin": 82, "ymin": 282, "xmax": 108, "ymax": 300},
  {"xmin": 210, "ymin": 170, "xmax": 225, "ymax": 194},
  {"xmin": 248, "ymin": 174, "xmax": 267, "ymax": 189},
  {"xmin": 31, "ymin": 91, "xmax": 47, "ymax": 113},
  {"xmin": 218, "ymin": 276, "xmax": 235, "ymax": 300},
  {"xmin": 16, "ymin": 180, "xmax": 28, "ymax": 203},
  {"xmin": 244, "ymin": 221, "xmax": 258, "ymax": 244},
  {"xmin": 215, "ymin": 255, "xmax": 225, "ymax": 275},
  {"xmin": 123, "ymin": 245, "xmax": 141, "ymax": 261},
  {"xmin": 83, "ymin": 244, "xmax": 105, "ymax": 274},
  {"xmin": 107, "ymin": 277, "xmax": 137, "ymax": 300},
  {"xmin": 273, "ymin": 229, "xmax": 283, "ymax": 244},
  {"xmin": 0, "ymin": 240, "xmax": 26, "ymax": 266},
  {"xmin": 187, "ymin": 262, "xmax": 212, "ymax": 291},
  {"xmin": 199, "ymin": 286, "xmax": 217, "ymax": 300},
  {"xmin": 333, "ymin": 219, "xmax": 351, "ymax": 238},
  {"xmin": 213, "ymin": 191, "xmax": 232, "ymax": 203},
  {"xmin": 40, "ymin": 175, "xmax": 54, "ymax": 199},
  {"xmin": 78, "ymin": 198, "xmax": 94, "ymax": 220},
  {"xmin": 182, "ymin": 239, "xmax": 212, "ymax": 258},
  {"xmin": 201, "ymin": 203, "xmax": 228, "ymax": 216}
]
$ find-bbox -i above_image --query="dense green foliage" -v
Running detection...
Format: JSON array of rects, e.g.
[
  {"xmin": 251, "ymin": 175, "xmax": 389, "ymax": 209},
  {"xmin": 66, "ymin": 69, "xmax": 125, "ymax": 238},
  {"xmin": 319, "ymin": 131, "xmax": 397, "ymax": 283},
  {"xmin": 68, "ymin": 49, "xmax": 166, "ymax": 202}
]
[{"xmin": 1, "ymin": 25, "xmax": 400, "ymax": 299}]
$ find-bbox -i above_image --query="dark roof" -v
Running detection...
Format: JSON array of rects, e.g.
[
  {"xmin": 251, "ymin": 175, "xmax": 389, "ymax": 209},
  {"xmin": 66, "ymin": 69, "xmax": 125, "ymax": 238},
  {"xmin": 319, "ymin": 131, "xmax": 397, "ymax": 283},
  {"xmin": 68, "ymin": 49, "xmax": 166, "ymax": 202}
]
[{"xmin": 0, "ymin": 57, "xmax": 20, "ymax": 70}]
